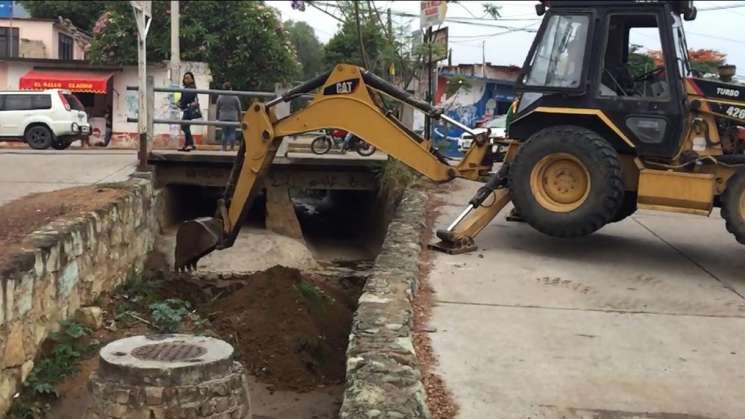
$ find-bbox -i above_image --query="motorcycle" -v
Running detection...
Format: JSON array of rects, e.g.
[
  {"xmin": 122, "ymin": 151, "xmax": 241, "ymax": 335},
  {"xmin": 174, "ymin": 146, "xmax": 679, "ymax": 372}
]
[{"xmin": 310, "ymin": 129, "xmax": 377, "ymax": 156}]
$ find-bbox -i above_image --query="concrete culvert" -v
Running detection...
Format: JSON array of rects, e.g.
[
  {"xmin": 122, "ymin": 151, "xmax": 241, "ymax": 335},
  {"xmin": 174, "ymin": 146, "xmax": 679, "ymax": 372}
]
[{"xmin": 86, "ymin": 334, "xmax": 251, "ymax": 419}]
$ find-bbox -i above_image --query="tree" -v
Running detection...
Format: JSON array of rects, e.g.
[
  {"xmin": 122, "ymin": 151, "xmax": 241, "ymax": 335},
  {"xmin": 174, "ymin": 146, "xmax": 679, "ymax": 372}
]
[
  {"xmin": 87, "ymin": 1, "xmax": 299, "ymax": 91},
  {"xmin": 285, "ymin": 20, "xmax": 324, "ymax": 80},
  {"xmin": 627, "ymin": 44, "xmax": 656, "ymax": 77},
  {"xmin": 20, "ymin": 1, "xmax": 111, "ymax": 32},
  {"xmin": 323, "ymin": 4, "xmax": 388, "ymax": 75},
  {"xmin": 688, "ymin": 49, "xmax": 727, "ymax": 75},
  {"xmin": 646, "ymin": 48, "xmax": 727, "ymax": 76}
]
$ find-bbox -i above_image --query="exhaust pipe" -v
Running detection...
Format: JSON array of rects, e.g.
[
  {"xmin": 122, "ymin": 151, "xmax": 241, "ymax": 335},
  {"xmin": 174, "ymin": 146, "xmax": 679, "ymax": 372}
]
[{"xmin": 174, "ymin": 217, "xmax": 223, "ymax": 271}]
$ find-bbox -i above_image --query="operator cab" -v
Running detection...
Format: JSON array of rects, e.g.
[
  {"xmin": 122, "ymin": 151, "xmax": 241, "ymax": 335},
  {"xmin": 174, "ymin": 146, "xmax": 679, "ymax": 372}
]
[{"xmin": 511, "ymin": 0, "xmax": 697, "ymax": 160}]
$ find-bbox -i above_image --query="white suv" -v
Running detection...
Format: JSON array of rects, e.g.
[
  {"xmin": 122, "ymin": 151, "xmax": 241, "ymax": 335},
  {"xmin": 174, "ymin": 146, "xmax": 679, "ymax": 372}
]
[{"xmin": 0, "ymin": 89, "xmax": 90, "ymax": 150}]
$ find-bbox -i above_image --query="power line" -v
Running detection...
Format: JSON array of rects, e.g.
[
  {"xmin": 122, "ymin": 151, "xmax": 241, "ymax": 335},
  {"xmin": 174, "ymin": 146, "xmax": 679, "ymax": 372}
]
[
  {"xmin": 686, "ymin": 31, "xmax": 742, "ymax": 44},
  {"xmin": 698, "ymin": 4, "xmax": 745, "ymax": 12}
]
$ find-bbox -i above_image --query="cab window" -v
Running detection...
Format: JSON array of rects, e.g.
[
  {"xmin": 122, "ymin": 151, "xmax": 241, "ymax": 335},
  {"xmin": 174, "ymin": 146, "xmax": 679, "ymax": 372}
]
[
  {"xmin": 523, "ymin": 14, "xmax": 590, "ymax": 89},
  {"xmin": 599, "ymin": 14, "xmax": 670, "ymax": 99}
]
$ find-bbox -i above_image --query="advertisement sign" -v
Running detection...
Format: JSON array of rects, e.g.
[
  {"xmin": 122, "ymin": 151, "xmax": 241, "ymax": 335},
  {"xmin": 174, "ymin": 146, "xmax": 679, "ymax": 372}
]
[
  {"xmin": 431, "ymin": 27, "xmax": 449, "ymax": 62},
  {"xmin": 421, "ymin": 0, "xmax": 447, "ymax": 29}
]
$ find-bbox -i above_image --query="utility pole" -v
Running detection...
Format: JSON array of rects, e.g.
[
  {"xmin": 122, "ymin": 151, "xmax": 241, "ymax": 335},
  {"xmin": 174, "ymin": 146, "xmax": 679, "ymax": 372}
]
[
  {"xmin": 482, "ymin": 40, "xmax": 486, "ymax": 78},
  {"xmin": 169, "ymin": 0, "xmax": 181, "ymax": 142},
  {"xmin": 131, "ymin": 1, "xmax": 152, "ymax": 171},
  {"xmin": 425, "ymin": 27, "xmax": 433, "ymax": 141},
  {"xmin": 387, "ymin": 8, "xmax": 392, "ymax": 39}
]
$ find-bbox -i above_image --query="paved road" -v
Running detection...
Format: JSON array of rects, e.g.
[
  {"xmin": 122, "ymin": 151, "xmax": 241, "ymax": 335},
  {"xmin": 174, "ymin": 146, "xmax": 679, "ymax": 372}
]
[
  {"xmin": 426, "ymin": 179, "xmax": 745, "ymax": 419},
  {"xmin": 0, "ymin": 149, "xmax": 137, "ymax": 205}
]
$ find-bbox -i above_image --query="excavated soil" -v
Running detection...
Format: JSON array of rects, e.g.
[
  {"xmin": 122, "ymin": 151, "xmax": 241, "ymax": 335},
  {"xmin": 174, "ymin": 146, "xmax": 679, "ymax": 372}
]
[
  {"xmin": 0, "ymin": 186, "xmax": 125, "ymax": 269},
  {"xmin": 163, "ymin": 266, "xmax": 360, "ymax": 391}
]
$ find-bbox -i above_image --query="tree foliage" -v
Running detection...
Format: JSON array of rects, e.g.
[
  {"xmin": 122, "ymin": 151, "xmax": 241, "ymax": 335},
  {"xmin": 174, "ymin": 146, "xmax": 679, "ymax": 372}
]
[
  {"xmin": 647, "ymin": 48, "xmax": 727, "ymax": 75},
  {"xmin": 86, "ymin": 1, "xmax": 298, "ymax": 91},
  {"xmin": 627, "ymin": 44, "xmax": 656, "ymax": 77},
  {"xmin": 323, "ymin": 2, "xmax": 389, "ymax": 75},
  {"xmin": 19, "ymin": 1, "xmax": 111, "ymax": 32},
  {"xmin": 285, "ymin": 20, "xmax": 324, "ymax": 80}
]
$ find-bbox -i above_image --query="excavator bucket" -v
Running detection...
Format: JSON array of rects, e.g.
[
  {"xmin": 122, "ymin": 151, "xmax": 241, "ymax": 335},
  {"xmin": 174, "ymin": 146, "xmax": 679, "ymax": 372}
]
[{"xmin": 174, "ymin": 217, "xmax": 223, "ymax": 271}]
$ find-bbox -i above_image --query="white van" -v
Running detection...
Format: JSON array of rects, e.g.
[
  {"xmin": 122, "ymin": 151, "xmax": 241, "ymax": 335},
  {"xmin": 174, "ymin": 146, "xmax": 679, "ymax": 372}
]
[{"xmin": 0, "ymin": 89, "xmax": 90, "ymax": 150}]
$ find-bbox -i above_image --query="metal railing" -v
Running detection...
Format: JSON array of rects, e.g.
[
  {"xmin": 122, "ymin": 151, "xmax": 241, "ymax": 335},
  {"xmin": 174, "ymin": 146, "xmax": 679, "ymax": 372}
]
[
  {"xmin": 126, "ymin": 85, "xmax": 312, "ymax": 129},
  {"xmin": 126, "ymin": 85, "xmax": 304, "ymax": 99}
]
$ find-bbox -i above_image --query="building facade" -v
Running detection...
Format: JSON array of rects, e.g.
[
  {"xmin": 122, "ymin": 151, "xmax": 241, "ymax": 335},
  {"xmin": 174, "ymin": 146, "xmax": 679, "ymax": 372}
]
[
  {"xmin": 0, "ymin": 59, "xmax": 212, "ymax": 147},
  {"xmin": 0, "ymin": 17, "xmax": 88, "ymax": 60},
  {"xmin": 435, "ymin": 63, "xmax": 521, "ymax": 139},
  {"xmin": 0, "ymin": 15, "xmax": 213, "ymax": 148}
]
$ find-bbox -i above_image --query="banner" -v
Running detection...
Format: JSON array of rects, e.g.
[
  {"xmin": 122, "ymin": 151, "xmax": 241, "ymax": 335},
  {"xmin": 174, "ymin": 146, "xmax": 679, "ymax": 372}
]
[{"xmin": 421, "ymin": 1, "xmax": 447, "ymax": 29}]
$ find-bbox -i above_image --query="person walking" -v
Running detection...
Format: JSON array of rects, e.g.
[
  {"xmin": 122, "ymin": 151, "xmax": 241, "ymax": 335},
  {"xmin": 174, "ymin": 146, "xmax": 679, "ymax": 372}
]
[
  {"xmin": 216, "ymin": 81, "xmax": 242, "ymax": 151},
  {"xmin": 178, "ymin": 72, "xmax": 200, "ymax": 152}
]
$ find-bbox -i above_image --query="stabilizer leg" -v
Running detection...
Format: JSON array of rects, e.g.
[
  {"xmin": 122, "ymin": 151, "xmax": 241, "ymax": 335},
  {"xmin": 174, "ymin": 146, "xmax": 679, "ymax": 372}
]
[{"xmin": 429, "ymin": 165, "xmax": 512, "ymax": 254}]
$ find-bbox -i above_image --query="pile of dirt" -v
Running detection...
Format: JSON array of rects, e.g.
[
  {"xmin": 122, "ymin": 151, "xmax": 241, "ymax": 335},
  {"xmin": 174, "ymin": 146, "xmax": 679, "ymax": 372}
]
[
  {"xmin": 195, "ymin": 266, "xmax": 357, "ymax": 391},
  {"xmin": 0, "ymin": 186, "xmax": 126, "ymax": 269}
]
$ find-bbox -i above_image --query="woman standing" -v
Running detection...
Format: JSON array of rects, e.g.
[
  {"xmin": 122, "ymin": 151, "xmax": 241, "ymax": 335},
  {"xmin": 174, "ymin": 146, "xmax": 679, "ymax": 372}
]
[
  {"xmin": 178, "ymin": 72, "xmax": 200, "ymax": 152},
  {"xmin": 216, "ymin": 81, "xmax": 242, "ymax": 151}
]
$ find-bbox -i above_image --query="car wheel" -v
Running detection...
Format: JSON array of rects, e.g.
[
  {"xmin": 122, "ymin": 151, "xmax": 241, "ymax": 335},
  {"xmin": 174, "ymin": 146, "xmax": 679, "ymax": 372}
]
[
  {"xmin": 51, "ymin": 138, "xmax": 71, "ymax": 150},
  {"xmin": 25, "ymin": 125, "xmax": 54, "ymax": 150}
]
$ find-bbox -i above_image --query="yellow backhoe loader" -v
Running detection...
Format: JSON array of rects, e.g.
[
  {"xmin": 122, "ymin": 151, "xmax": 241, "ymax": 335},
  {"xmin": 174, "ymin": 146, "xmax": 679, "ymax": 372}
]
[{"xmin": 174, "ymin": 0, "xmax": 745, "ymax": 271}]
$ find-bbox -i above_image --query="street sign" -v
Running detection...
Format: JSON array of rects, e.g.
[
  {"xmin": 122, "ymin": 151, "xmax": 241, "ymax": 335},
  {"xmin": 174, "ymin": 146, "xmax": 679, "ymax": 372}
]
[
  {"xmin": 431, "ymin": 27, "xmax": 448, "ymax": 62},
  {"xmin": 420, "ymin": 0, "xmax": 447, "ymax": 29}
]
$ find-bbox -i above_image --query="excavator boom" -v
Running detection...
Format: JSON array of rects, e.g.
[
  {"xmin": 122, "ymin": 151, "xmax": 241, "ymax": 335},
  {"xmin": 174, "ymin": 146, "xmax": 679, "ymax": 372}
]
[{"xmin": 174, "ymin": 64, "xmax": 513, "ymax": 270}]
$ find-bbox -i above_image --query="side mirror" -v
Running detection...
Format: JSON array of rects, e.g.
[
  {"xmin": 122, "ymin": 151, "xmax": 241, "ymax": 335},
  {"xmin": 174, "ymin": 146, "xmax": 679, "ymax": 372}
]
[
  {"xmin": 535, "ymin": 3, "xmax": 546, "ymax": 16},
  {"xmin": 684, "ymin": 6, "xmax": 697, "ymax": 21}
]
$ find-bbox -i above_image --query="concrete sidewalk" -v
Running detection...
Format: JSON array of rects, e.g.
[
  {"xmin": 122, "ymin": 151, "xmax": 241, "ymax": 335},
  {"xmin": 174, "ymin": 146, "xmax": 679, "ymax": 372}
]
[
  {"xmin": 425, "ymin": 179, "xmax": 745, "ymax": 419},
  {"xmin": 0, "ymin": 149, "xmax": 137, "ymax": 205}
]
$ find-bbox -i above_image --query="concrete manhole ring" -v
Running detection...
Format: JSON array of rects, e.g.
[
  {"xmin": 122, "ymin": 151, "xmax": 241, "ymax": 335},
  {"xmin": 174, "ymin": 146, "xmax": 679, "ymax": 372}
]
[{"xmin": 131, "ymin": 342, "xmax": 207, "ymax": 362}]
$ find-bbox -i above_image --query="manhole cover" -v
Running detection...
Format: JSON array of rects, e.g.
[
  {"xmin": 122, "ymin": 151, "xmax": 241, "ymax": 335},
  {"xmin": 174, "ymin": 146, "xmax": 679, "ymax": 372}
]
[{"xmin": 131, "ymin": 342, "xmax": 207, "ymax": 362}]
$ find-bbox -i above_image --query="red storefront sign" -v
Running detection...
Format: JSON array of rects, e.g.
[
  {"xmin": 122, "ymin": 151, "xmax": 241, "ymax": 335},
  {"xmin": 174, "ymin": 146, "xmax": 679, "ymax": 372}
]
[{"xmin": 19, "ymin": 70, "xmax": 114, "ymax": 94}]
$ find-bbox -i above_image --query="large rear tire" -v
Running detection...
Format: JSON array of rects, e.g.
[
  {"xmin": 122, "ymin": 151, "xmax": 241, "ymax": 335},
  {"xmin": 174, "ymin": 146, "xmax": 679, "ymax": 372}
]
[
  {"xmin": 509, "ymin": 126, "xmax": 624, "ymax": 237},
  {"xmin": 610, "ymin": 192, "xmax": 638, "ymax": 223},
  {"xmin": 722, "ymin": 170, "xmax": 745, "ymax": 245}
]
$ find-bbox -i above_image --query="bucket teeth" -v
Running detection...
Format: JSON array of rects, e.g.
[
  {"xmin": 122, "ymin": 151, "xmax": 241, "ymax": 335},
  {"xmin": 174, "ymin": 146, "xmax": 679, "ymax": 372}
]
[{"xmin": 174, "ymin": 217, "xmax": 223, "ymax": 271}]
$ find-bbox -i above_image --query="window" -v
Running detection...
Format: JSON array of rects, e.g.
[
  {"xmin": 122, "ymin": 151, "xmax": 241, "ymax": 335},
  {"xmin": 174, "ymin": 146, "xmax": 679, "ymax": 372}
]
[
  {"xmin": 671, "ymin": 14, "xmax": 691, "ymax": 79},
  {"xmin": 0, "ymin": 27, "xmax": 19, "ymax": 58},
  {"xmin": 31, "ymin": 95, "xmax": 52, "ymax": 110},
  {"xmin": 599, "ymin": 14, "xmax": 669, "ymax": 99},
  {"xmin": 0, "ymin": 94, "xmax": 52, "ymax": 111},
  {"xmin": 523, "ymin": 14, "xmax": 590, "ymax": 89},
  {"xmin": 63, "ymin": 94, "xmax": 85, "ymax": 111},
  {"xmin": 59, "ymin": 33, "xmax": 73, "ymax": 60},
  {"xmin": 3, "ymin": 95, "xmax": 31, "ymax": 111}
]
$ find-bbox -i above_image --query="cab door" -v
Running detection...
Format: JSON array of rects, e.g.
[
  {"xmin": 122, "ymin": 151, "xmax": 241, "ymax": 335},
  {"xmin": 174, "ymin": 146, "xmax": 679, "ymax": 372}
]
[{"xmin": 593, "ymin": 8, "xmax": 687, "ymax": 159}]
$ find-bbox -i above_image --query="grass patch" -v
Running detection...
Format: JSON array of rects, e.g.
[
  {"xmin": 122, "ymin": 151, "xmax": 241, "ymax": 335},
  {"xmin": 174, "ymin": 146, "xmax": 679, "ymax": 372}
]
[{"xmin": 8, "ymin": 321, "xmax": 94, "ymax": 418}]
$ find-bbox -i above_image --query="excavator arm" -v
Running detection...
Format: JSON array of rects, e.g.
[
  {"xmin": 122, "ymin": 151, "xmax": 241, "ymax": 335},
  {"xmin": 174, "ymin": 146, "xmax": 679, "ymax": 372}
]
[{"xmin": 175, "ymin": 64, "xmax": 514, "ymax": 270}]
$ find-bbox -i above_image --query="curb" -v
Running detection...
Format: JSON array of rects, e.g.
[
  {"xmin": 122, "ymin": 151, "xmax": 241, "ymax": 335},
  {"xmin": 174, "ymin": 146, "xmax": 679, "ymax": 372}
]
[{"xmin": 340, "ymin": 187, "xmax": 431, "ymax": 419}]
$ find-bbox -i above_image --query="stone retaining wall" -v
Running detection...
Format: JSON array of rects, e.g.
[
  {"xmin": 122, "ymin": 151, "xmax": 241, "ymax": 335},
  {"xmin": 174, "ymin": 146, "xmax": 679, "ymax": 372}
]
[
  {"xmin": 340, "ymin": 187, "xmax": 431, "ymax": 418},
  {"xmin": 0, "ymin": 174, "xmax": 161, "ymax": 415}
]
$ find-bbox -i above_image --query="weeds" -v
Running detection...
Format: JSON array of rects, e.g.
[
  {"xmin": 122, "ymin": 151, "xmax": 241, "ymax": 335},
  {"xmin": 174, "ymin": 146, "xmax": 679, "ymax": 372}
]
[
  {"xmin": 150, "ymin": 299, "xmax": 192, "ymax": 333},
  {"xmin": 378, "ymin": 159, "xmax": 420, "ymax": 203},
  {"xmin": 8, "ymin": 321, "xmax": 92, "ymax": 418},
  {"xmin": 295, "ymin": 280, "xmax": 325, "ymax": 304}
]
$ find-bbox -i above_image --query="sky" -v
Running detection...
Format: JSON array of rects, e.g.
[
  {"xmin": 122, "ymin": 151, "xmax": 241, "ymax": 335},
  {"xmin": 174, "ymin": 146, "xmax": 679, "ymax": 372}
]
[{"xmin": 270, "ymin": 0, "xmax": 745, "ymax": 77}]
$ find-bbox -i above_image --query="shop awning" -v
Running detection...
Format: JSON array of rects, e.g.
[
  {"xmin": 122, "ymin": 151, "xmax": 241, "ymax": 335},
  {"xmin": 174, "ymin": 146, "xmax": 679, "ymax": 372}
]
[{"xmin": 19, "ymin": 70, "xmax": 114, "ymax": 94}]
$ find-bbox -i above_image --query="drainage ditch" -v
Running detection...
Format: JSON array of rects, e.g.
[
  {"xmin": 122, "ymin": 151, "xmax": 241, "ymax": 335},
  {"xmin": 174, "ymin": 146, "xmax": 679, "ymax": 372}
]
[{"xmin": 14, "ymin": 182, "xmax": 402, "ymax": 419}]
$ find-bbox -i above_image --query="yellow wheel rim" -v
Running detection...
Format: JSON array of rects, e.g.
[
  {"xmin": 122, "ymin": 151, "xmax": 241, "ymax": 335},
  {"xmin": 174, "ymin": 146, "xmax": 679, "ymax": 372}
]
[{"xmin": 530, "ymin": 153, "xmax": 591, "ymax": 213}]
